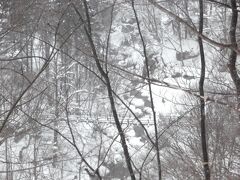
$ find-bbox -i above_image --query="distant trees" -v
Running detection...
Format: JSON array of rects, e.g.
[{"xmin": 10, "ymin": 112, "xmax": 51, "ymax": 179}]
[{"xmin": 0, "ymin": 0, "xmax": 240, "ymax": 179}]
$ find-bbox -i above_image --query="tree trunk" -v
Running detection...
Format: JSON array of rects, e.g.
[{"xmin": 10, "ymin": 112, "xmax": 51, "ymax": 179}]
[
  {"xmin": 228, "ymin": 0, "xmax": 240, "ymax": 107},
  {"xmin": 198, "ymin": 0, "xmax": 211, "ymax": 179}
]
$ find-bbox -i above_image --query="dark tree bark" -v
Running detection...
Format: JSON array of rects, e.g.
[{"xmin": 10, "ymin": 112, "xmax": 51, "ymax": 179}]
[
  {"xmin": 198, "ymin": 0, "xmax": 211, "ymax": 179},
  {"xmin": 228, "ymin": 0, "xmax": 240, "ymax": 105},
  {"xmin": 131, "ymin": 0, "xmax": 162, "ymax": 179},
  {"xmin": 72, "ymin": 2, "xmax": 136, "ymax": 180}
]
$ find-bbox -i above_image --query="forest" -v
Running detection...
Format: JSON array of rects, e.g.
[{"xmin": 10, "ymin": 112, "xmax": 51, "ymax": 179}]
[{"xmin": 0, "ymin": 0, "xmax": 239, "ymax": 179}]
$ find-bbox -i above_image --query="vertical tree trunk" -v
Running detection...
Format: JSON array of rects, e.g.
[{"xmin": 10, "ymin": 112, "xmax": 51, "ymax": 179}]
[
  {"xmin": 198, "ymin": 0, "xmax": 211, "ymax": 179},
  {"xmin": 53, "ymin": 59, "xmax": 59, "ymax": 168},
  {"xmin": 228, "ymin": 0, "xmax": 240, "ymax": 109},
  {"xmin": 33, "ymin": 138, "xmax": 38, "ymax": 180},
  {"xmin": 5, "ymin": 139, "xmax": 13, "ymax": 180},
  {"xmin": 72, "ymin": 2, "xmax": 136, "ymax": 179},
  {"xmin": 131, "ymin": 1, "xmax": 162, "ymax": 179},
  {"xmin": 5, "ymin": 139, "xmax": 9, "ymax": 180}
]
